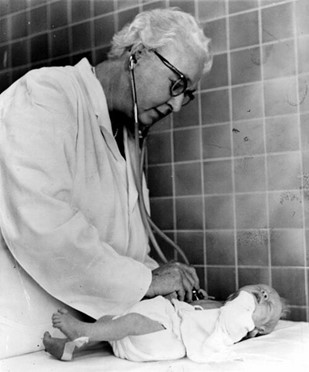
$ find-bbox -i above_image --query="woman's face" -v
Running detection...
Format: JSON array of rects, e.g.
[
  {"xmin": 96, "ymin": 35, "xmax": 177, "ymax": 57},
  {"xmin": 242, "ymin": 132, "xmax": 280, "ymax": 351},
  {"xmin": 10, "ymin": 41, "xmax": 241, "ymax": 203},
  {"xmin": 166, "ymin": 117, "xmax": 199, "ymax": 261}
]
[
  {"xmin": 240, "ymin": 284, "xmax": 282, "ymax": 333},
  {"xmin": 132, "ymin": 42, "xmax": 206, "ymax": 128}
]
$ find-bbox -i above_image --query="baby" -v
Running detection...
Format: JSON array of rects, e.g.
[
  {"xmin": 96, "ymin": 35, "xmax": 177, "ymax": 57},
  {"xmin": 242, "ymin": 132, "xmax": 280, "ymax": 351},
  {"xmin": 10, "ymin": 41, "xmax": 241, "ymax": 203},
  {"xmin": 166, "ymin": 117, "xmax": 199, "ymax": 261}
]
[{"xmin": 43, "ymin": 284, "xmax": 287, "ymax": 363}]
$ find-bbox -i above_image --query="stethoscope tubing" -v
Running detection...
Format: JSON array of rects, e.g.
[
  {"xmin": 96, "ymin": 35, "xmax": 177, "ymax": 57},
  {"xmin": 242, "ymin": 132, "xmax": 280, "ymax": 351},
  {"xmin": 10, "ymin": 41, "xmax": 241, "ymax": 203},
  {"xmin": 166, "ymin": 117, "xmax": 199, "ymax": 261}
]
[{"xmin": 128, "ymin": 55, "xmax": 190, "ymax": 265}]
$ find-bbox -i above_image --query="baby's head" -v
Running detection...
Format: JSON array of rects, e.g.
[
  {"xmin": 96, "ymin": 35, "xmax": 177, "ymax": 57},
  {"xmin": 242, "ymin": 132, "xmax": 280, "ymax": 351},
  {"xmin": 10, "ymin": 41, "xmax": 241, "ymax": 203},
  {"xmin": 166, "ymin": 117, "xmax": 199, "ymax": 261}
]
[{"xmin": 227, "ymin": 284, "xmax": 287, "ymax": 338}]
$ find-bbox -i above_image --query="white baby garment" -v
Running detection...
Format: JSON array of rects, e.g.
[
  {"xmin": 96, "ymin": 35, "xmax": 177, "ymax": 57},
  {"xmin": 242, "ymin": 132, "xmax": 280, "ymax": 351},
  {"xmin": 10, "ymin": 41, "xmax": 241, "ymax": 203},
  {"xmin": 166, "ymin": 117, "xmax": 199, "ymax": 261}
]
[{"xmin": 177, "ymin": 291, "xmax": 256, "ymax": 363}]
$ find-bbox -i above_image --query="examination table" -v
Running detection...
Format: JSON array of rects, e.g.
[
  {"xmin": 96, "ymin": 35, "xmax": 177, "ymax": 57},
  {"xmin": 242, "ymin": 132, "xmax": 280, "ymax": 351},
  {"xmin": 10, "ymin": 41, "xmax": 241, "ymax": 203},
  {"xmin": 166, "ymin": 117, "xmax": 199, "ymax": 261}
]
[{"xmin": 1, "ymin": 320, "xmax": 309, "ymax": 372}]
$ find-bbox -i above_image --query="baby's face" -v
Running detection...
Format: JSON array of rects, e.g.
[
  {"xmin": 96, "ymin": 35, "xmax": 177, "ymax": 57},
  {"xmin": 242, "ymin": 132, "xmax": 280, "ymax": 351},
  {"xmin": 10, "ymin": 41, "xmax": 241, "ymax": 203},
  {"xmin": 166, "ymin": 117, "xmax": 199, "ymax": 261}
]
[{"xmin": 240, "ymin": 284, "xmax": 282, "ymax": 333}]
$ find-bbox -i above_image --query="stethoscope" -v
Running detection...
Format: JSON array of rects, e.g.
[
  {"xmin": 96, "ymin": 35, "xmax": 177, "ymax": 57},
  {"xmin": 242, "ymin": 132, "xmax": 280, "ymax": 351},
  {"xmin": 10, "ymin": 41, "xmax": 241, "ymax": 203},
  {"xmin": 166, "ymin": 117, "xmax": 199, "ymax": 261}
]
[
  {"xmin": 128, "ymin": 54, "xmax": 191, "ymax": 265},
  {"xmin": 128, "ymin": 53, "xmax": 208, "ymax": 302}
]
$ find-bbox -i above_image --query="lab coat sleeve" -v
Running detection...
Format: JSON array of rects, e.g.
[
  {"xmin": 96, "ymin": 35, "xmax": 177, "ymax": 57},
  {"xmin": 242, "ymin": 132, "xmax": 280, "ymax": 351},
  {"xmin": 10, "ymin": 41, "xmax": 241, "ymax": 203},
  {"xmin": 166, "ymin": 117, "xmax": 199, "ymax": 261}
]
[
  {"xmin": 0, "ymin": 70, "xmax": 152, "ymax": 319},
  {"xmin": 144, "ymin": 252, "xmax": 159, "ymax": 270}
]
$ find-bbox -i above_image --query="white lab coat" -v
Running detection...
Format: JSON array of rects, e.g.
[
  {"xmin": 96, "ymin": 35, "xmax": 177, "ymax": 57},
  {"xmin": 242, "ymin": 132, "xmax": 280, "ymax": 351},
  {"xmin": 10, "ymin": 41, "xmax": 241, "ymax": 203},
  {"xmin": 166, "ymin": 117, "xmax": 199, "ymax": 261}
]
[{"xmin": 0, "ymin": 58, "xmax": 157, "ymax": 358}]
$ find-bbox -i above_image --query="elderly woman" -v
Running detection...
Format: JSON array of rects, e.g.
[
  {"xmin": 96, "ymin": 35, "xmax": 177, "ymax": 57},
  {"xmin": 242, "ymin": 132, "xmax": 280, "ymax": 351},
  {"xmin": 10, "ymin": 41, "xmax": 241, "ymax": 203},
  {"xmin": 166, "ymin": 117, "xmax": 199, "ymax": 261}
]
[{"xmin": 0, "ymin": 8, "xmax": 212, "ymax": 358}]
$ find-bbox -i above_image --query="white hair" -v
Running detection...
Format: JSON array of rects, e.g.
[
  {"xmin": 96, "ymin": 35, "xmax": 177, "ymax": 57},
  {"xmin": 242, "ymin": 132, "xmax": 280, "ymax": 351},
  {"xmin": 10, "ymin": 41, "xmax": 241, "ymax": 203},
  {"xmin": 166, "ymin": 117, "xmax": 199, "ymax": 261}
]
[{"xmin": 108, "ymin": 7, "xmax": 212, "ymax": 74}]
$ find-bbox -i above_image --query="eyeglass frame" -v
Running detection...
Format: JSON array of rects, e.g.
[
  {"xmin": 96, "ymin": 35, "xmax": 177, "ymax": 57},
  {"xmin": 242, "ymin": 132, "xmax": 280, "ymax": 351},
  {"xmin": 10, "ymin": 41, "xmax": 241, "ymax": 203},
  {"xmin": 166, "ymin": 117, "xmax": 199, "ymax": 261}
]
[{"xmin": 152, "ymin": 50, "xmax": 196, "ymax": 106}]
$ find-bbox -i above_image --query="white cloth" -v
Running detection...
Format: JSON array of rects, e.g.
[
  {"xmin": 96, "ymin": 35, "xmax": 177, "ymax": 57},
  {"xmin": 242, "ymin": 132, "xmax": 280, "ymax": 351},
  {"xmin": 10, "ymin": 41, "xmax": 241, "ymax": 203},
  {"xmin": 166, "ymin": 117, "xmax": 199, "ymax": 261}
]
[
  {"xmin": 111, "ymin": 296, "xmax": 187, "ymax": 362},
  {"xmin": 111, "ymin": 292, "xmax": 255, "ymax": 363},
  {"xmin": 62, "ymin": 336, "xmax": 89, "ymax": 361},
  {"xmin": 177, "ymin": 291, "xmax": 256, "ymax": 363},
  {"xmin": 0, "ymin": 58, "xmax": 157, "ymax": 358}
]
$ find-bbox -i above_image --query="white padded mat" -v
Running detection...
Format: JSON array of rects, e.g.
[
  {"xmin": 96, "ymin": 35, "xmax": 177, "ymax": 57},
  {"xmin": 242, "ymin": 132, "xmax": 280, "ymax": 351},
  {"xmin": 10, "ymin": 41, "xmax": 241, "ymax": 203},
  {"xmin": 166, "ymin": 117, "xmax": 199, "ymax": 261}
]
[{"xmin": 1, "ymin": 320, "xmax": 309, "ymax": 372}]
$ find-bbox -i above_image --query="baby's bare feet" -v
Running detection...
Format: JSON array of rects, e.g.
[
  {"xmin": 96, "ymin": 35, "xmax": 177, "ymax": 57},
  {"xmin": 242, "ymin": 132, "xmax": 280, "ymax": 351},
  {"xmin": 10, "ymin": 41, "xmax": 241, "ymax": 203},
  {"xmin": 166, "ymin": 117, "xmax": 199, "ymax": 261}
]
[
  {"xmin": 52, "ymin": 308, "xmax": 86, "ymax": 340},
  {"xmin": 43, "ymin": 331, "xmax": 69, "ymax": 360}
]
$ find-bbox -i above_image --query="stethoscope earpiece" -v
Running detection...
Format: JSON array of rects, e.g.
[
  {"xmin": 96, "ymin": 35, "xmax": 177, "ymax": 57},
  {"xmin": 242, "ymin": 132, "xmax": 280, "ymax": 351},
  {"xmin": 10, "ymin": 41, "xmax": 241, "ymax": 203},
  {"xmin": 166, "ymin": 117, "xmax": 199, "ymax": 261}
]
[{"xmin": 129, "ymin": 54, "xmax": 137, "ymax": 70}]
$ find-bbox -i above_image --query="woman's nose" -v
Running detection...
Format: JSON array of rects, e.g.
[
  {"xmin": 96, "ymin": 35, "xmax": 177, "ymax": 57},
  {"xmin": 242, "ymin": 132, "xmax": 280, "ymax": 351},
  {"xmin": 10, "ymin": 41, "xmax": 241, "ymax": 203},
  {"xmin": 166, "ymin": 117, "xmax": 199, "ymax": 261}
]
[{"xmin": 168, "ymin": 94, "xmax": 184, "ymax": 112}]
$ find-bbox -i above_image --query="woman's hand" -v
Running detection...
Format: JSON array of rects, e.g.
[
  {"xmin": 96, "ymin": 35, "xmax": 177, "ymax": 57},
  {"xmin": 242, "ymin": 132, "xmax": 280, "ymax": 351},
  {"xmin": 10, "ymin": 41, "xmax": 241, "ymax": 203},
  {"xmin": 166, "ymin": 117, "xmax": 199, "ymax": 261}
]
[{"xmin": 145, "ymin": 262, "xmax": 200, "ymax": 302}]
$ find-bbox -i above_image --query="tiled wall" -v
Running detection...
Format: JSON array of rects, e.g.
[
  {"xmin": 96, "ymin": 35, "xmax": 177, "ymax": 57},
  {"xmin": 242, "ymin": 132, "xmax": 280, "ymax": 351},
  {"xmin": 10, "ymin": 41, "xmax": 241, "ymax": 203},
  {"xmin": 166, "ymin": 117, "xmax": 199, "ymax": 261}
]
[
  {"xmin": 1, "ymin": 0, "xmax": 309, "ymax": 321},
  {"xmin": 147, "ymin": 0, "xmax": 309, "ymax": 321},
  {"xmin": 0, "ymin": 0, "xmax": 139, "ymax": 91}
]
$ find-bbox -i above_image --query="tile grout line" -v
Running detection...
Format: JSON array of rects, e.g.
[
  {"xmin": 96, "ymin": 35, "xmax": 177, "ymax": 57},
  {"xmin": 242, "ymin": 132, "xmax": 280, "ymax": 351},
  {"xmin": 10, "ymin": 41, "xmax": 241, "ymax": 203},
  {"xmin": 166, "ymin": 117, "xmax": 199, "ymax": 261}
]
[
  {"xmin": 164, "ymin": 0, "xmax": 178, "ymax": 261},
  {"xmin": 225, "ymin": 0, "xmax": 239, "ymax": 290},
  {"xmin": 257, "ymin": 0, "xmax": 272, "ymax": 289},
  {"xmin": 195, "ymin": 0, "xmax": 208, "ymax": 290},
  {"xmin": 292, "ymin": 0, "xmax": 308, "ymax": 321}
]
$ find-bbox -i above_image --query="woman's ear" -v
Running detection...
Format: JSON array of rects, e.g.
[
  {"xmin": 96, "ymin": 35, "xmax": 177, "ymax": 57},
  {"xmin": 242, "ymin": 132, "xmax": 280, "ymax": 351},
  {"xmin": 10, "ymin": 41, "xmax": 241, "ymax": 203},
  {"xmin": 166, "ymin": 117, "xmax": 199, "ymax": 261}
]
[{"xmin": 129, "ymin": 44, "xmax": 146, "ymax": 64}]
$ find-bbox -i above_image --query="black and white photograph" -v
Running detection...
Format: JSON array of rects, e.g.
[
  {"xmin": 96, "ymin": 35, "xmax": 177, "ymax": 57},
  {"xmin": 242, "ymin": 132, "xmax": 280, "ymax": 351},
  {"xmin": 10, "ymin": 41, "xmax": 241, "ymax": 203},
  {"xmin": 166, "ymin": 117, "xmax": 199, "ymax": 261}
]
[{"xmin": 0, "ymin": 0, "xmax": 309, "ymax": 370}]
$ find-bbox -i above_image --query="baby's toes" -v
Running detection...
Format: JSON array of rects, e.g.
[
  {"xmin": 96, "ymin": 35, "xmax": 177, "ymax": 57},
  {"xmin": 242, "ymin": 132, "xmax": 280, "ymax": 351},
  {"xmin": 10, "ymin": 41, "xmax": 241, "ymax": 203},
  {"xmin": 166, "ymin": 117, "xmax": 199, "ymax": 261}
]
[
  {"xmin": 52, "ymin": 313, "xmax": 61, "ymax": 321},
  {"xmin": 58, "ymin": 308, "xmax": 68, "ymax": 315}
]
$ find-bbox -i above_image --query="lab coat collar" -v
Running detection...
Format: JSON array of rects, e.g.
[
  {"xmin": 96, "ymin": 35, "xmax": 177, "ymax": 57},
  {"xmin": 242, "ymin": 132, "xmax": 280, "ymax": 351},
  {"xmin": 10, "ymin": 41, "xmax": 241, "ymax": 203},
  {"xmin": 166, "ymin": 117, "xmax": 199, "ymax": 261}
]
[
  {"xmin": 74, "ymin": 58, "xmax": 139, "ymax": 212},
  {"xmin": 74, "ymin": 58, "xmax": 113, "ymax": 136},
  {"xmin": 74, "ymin": 58, "xmax": 122, "ymax": 161}
]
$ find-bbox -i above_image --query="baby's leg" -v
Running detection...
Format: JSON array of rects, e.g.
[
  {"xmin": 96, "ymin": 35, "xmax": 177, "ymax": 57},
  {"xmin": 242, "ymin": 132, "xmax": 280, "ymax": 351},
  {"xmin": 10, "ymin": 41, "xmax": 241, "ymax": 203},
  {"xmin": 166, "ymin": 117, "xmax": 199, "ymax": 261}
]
[
  {"xmin": 46, "ymin": 308, "xmax": 164, "ymax": 361},
  {"xmin": 52, "ymin": 308, "xmax": 164, "ymax": 342},
  {"xmin": 96, "ymin": 312, "xmax": 165, "ymax": 341}
]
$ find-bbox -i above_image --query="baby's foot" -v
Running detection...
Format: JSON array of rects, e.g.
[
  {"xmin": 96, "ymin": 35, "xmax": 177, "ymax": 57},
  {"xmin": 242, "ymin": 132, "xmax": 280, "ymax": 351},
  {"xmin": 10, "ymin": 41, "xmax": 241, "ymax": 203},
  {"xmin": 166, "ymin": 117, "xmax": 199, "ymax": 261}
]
[
  {"xmin": 52, "ymin": 308, "xmax": 86, "ymax": 340},
  {"xmin": 43, "ymin": 331, "xmax": 69, "ymax": 360}
]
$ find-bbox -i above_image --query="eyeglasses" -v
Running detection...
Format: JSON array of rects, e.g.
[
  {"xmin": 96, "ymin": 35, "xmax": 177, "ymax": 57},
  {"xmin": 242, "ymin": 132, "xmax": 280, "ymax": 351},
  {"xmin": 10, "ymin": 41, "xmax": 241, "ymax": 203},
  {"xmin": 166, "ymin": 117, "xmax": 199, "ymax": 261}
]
[{"xmin": 153, "ymin": 50, "xmax": 195, "ymax": 106}]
